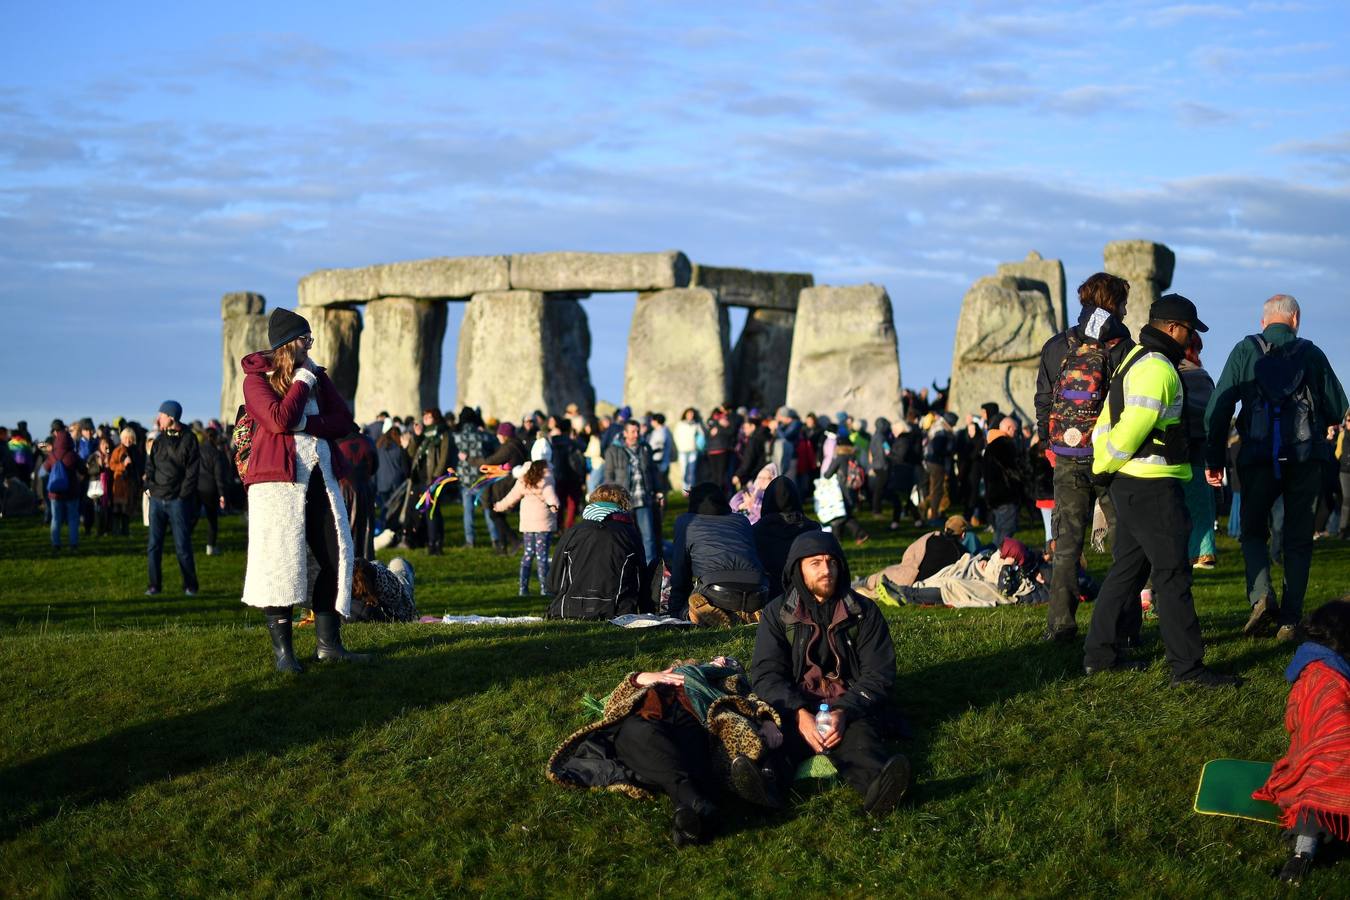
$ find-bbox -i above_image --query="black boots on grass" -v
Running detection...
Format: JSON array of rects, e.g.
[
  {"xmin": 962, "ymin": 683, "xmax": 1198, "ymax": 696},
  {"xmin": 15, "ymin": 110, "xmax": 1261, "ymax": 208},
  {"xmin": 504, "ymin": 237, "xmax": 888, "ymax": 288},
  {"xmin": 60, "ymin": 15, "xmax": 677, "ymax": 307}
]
[{"xmin": 266, "ymin": 610, "xmax": 371, "ymax": 672}]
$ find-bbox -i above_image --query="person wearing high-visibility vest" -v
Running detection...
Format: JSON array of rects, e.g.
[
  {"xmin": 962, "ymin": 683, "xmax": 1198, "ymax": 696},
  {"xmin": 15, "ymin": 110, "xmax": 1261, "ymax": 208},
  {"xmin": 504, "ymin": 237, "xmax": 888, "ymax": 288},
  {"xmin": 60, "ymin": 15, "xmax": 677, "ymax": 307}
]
[{"xmin": 1082, "ymin": 295, "xmax": 1241, "ymax": 688}]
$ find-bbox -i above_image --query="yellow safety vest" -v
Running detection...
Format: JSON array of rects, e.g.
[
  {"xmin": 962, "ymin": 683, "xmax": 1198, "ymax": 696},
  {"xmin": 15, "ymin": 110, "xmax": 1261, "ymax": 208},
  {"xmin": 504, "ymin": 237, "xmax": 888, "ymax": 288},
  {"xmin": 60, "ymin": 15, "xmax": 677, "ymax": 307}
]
[{"xmin": 1091, "ymin": 346, "xmax": 1191, "ymax": 481}]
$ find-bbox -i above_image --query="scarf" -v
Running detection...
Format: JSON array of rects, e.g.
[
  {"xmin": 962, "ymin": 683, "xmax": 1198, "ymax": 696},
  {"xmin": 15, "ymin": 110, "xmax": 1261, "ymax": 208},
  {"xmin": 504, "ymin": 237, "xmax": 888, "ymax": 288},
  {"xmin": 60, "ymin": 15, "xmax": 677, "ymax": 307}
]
[
  {"xmin": 1287, "ymin": 641, "xmax": 1350, "ymax": 684},
  {"xmin": 582, "ymin": 501, "xmax": 621, "ymax": 522}
]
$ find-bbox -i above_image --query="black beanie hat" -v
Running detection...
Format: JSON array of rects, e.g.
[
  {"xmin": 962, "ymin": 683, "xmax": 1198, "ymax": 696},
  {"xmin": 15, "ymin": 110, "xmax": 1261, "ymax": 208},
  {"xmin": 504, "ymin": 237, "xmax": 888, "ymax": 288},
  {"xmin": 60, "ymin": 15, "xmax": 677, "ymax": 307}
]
[{"xmin": 268, "ymin": 308, "xmax": 311, "ymax": 351}]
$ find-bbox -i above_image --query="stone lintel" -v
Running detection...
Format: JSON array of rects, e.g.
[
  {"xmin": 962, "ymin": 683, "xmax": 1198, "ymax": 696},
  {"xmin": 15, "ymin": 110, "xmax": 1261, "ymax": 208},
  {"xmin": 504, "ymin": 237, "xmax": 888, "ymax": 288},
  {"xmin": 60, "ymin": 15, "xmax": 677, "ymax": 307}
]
[
  {"xmin": 509, "ymin": 250, "xmax": 691, "ymax": 293},
  {"xmin": 690, "ymin": 264, "xmax": 814, "ymax": 311},
  {"xmin": 297, "ymin": 255, "xmax": 510, "ymax": 307}
]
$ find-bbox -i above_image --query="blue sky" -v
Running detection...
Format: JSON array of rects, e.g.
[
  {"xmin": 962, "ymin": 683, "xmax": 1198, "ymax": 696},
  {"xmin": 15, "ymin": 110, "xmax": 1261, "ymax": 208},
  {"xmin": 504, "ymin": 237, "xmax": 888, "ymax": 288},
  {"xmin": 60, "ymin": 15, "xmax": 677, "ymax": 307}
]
[{"xmin": 2, "ymin": 0, "xmax": 1348, "ymax": 427}]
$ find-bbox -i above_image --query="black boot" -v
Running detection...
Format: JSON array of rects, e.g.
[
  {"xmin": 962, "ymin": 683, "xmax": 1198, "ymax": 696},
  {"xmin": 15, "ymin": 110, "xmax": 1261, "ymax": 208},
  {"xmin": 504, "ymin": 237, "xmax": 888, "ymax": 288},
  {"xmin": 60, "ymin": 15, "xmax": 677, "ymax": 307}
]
[
  {"xmin": 314, "ymin": 611, "xmax": 371, "ymax": 663},
  {"xmin": 266, "ymin": 613, "xmax": 304, "ymax": 674}
]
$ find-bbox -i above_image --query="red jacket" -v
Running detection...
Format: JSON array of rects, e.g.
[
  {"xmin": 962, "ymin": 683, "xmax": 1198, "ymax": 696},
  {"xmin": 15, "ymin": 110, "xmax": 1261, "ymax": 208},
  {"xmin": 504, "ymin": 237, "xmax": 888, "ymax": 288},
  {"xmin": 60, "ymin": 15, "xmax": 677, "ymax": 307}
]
[{"xmin": 240, "ymin": 352, "xmax": 354, "ymax": 487}]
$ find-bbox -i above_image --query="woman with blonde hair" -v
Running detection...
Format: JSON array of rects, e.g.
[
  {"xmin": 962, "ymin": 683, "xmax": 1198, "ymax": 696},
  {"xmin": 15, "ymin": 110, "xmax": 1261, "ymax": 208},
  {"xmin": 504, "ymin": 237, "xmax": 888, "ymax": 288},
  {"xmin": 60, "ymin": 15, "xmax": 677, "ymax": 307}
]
[
  {"xmin": 239, "ymin": 308, "xmax": 366, "ymax": 673},
  {"xmin": 108, "ymin": 427, "xmax": 141, "ymax": 536}
]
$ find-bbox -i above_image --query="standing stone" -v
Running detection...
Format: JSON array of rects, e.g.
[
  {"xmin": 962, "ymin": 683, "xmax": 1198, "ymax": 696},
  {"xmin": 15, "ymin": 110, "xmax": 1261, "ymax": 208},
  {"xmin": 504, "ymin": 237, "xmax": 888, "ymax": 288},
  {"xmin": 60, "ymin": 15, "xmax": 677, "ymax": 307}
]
[
  {"xmin": 353, "ymin": 298, "xmax": 447, "ymax": 422},
  {"xmin": 732, "ymin": 309, "xmax": 795, "ymax": 410},
  {"xmin": 625, "ymin": 288, "xmax": 730, "ymax": 416},
  {"xmin": 220, "ymin": 292, "xmax": 268, "ymax": 423},
  {"xmin": 785, "ymin": 285, "xmax": 902, "ymax": 425},
  {"xmin": 1104, "ymin": 240, "xmax": 1175, "ymax": 339},
  {"xmin": 946, "ymin": 275, "xmax": 1058, "ymax": 423},
  {"xmin": 306, "ymin": 307, "xmax": 362, "ymax": 410},
  {"xmin": 997, "ymin": 251, "xmax": 1067, "ymax": 332},
  {"xmin": 456, "ymin": 291, "xmax": 594, "ymax": 421}
]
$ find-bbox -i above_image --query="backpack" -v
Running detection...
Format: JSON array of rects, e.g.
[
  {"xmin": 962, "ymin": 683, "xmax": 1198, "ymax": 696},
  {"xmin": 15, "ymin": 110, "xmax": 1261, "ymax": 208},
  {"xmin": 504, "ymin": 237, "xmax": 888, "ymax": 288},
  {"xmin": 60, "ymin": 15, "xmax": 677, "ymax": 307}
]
[
  {"xmin": 794, "ymin": 436, "xmax": 817, "ymax": 475},
  {"xmin": 47, "ymin": 457, "xmax": 70, "ymax": 494},
  {"xmin": 232, "ymin": 408, "xmax": 256, "ymax": 479},
  {"xmin": 1048, "ymin": 330, "xmax": 1119, "ymax": 457},
  {"xmin": 846, "ymin": 459, "xmax": 866, "ymax": 492},
  {"xmin": 1247, "ymin": 335, "xmax": 1316, "ymax": 474}
]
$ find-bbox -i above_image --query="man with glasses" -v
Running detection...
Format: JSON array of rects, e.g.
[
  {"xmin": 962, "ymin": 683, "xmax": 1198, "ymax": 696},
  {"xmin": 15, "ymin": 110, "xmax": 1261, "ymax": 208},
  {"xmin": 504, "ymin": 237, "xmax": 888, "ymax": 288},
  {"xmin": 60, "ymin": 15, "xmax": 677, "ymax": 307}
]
[
  {"xmin": 1082, "ymin": 295, "xmax": 1239, "ymax": 688},
  {"xmin": 1204, "ymin": 294, "xmax": 1348, "ymax": 642}
]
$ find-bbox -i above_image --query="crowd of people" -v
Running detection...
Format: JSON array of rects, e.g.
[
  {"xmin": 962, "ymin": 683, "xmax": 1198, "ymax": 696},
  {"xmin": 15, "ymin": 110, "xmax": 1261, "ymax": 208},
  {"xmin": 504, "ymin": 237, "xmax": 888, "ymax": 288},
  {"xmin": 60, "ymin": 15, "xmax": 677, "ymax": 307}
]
[{"xmin": 2, "ymin": 287, "xmax": 1348, "ymax": 882}]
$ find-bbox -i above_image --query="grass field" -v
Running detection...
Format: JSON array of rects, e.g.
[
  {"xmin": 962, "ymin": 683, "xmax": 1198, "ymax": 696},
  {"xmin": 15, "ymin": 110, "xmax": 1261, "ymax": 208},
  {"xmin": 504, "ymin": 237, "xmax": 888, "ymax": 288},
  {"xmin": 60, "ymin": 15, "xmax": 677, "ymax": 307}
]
[{"xmin": 2, "ymin": 498, "xmax": 1348, "ymax": 898}]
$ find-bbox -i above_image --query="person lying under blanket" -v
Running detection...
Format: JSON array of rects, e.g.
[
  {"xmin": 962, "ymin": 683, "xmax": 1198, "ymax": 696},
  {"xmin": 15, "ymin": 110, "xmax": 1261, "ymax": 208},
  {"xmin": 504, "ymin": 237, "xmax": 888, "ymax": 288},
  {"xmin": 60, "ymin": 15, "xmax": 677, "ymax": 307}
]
[
  {"xmin": 546, "ymin": 656, "xmax": 784, "ymax": 847},
  {"xmin": 879, "ymin": 538, "xmax": 1048, "ymax": 608}
]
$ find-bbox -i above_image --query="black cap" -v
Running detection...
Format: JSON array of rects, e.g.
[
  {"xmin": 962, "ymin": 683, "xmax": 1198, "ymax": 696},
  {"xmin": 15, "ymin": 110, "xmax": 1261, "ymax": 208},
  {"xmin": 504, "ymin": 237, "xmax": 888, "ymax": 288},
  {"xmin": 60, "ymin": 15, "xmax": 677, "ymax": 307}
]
[
  {"xmin": 268, "ymin": 307, "xmax": 311, "ymax": 351},
  {"xmin": 1151, "ymin": 293, "xmax": 1208, "ymax": 333}
]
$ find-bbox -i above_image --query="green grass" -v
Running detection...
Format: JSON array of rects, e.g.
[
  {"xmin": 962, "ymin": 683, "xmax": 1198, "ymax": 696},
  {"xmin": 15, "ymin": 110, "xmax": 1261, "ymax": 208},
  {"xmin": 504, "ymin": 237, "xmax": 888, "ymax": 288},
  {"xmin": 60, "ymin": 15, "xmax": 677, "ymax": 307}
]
[{"xmin": 2, "ymin": 500, "xmax": 1348, "ymax": 897}]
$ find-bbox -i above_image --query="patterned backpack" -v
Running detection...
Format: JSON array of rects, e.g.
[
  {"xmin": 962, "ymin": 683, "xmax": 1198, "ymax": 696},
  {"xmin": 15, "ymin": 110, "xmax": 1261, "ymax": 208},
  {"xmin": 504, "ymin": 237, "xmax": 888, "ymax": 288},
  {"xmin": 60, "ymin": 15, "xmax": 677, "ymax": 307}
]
[
  {"xmin": 1048, "ymin": 324, "xmax": 1121, "ymax": 457},
  {"xmin": 231, "ymin": 405, "xmax": 255, "ymax": 478}
]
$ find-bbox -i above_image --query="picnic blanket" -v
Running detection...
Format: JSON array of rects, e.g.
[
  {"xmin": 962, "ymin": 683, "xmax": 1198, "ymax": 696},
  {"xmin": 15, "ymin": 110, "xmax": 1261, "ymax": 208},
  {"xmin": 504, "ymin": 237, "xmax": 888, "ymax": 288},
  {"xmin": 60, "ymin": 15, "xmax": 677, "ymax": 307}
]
[
  {"xmin": 609, "ymin": 614, "xmax": 695, "ymax": 629},
  {"xmin": 429, "ymin": 614, "xmax": 544, "ymax": 625}
]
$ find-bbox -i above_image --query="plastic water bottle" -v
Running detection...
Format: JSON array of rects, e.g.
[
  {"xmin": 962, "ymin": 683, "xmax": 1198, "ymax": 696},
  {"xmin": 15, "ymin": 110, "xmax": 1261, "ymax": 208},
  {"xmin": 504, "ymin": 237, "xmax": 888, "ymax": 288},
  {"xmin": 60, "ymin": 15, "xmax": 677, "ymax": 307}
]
[{"xmin": 815, "ymin": 703, "xmax": 832, "ymax": 738}]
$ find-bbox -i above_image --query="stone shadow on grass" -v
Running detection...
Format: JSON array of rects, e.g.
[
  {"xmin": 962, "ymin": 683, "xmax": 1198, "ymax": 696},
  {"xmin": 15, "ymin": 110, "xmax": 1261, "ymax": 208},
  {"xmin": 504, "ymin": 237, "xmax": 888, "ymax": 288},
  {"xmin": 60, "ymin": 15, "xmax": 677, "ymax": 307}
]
[{"xmin": 0, "ymin": 623, "xmax": 741, "ymax": 840}]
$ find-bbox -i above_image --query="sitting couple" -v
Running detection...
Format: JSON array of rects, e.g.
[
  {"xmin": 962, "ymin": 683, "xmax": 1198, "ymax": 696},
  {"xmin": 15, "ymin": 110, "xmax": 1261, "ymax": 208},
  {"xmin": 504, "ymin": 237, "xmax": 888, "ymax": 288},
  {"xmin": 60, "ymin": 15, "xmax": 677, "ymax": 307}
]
[{"xmin": 548, "ymin": 531, "xmax": 910, "ymax": 844}]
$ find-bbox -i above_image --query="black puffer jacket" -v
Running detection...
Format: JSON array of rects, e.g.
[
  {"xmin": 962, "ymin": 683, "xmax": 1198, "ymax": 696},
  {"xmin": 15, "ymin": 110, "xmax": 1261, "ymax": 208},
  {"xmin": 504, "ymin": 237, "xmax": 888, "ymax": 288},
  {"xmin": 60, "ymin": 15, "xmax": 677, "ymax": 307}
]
[
  {"xmin": 753, "ymin": 476, "xmax": 821, "ymax": 601},
  {"xmin": 750, "ymin": 531, "xmax": 896, "ymax": 719},
  {"xmin": 546, "ymin": 510, "xmax": 651, "ymax": 619},
  {"xmin": 145, "ymin": 428, "xmax": 199, "ymax": 500},
  {"xmin": 670, "ymin": 483, "xmax": 766, "ymax": 614}
]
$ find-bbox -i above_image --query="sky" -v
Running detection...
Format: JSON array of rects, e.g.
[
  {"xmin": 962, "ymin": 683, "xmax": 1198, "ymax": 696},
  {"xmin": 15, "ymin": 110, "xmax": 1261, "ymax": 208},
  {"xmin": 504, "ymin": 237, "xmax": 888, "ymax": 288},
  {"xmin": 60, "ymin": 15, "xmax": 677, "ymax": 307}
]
[{"xmin": 2, "ymin": 0, "xmax": 1348, "ymax": 427}]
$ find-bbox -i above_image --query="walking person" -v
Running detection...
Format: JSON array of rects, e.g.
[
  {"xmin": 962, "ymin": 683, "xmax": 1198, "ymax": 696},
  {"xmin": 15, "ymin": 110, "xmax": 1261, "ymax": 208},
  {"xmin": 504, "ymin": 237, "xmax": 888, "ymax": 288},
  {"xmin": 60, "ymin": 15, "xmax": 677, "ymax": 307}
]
[
  {"xmin": 144, "ymin": 401, "xmax": 200, "ymax": 597},
  {"xmin": 44, "ymin": 419, "xmax": 82, "ymax": 550},
  {"xmin": 239, "ymin": 308, "xmax": 367, "ymax": 673},
  {"xmin": 412, "ymin": 408, "xmax": 455, "ymax": 556},
  {"xmin": 197, "ymin": 425, "xmax": 228, "ymax": 556},
  {"xmin": 1204, "ymin": 294, "xmax": 1349, "ymax": 642},
  {"xmin": 1034, "ymin": 272, "xmax": 1134, "ymax": 641},
  {"xmin": 493, "ymin": 448, "xmax": 559, "ymax": 596},
  {"xmin": 1083, "ymin": 295, "xmax": 1238, "ymax": 688},
  {"xmin": 1178, "ymin": 333, "xmax": 1217, "ymax": 569}
]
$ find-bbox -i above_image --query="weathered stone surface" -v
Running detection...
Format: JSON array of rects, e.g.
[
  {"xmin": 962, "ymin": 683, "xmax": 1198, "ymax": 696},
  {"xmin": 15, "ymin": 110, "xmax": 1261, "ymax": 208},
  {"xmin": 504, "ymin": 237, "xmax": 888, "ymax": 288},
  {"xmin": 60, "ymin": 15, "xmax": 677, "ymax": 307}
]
[
  {"xmin": 298, "ymin": 256, "xmax": 510, "ymax": 307},
  {"xmin": 510, "ymin": 251, "xmax": 691, "ymax": 293},
  {"xmin": 306, "ymin": 307, "xmax": 361, "ymax": 410},
  {"xmin": 456, "ymin": 291, "xmax": 594, "ymax": 421},
  {"xmin": 221, "ymin": 291, "xmax": 265, "ymax": 318},
  {"xmin": 690, "ymin": 264, "xmax": 813, "ymax": 311},
  {"xmin": 1104, "ymin": 240, "xmax": 1176, "ymax": 338},
  {"xmin": 947, "ymin": 275, "xmax": 1058, "ymax": 423},
  {"xmin": 220, "ymin": 295, "xmax": 269, "ymax": 423},
  {"xmin": 785, "ymin": 285, "xmax": 903, "ymax": 425},
  {"xmin": 997, "ymin": 251, "xmax": 1067, "ymax": 332},
  {"xmin": 732, "ymin": 308, "xmax": 795, "ymax": 410},
  {"xmin": 625, "ymin": 289, "xmax": 729, "ymax": 416},
  {"xmin": 352, "ymin": 298, "xmax": 447, "ymax": 421}
]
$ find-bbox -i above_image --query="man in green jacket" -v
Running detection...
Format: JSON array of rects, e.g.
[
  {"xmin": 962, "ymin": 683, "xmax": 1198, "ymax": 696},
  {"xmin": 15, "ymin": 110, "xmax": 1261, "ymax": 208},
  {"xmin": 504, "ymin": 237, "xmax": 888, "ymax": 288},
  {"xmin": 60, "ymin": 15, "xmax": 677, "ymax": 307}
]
[
  {"xmin": 1082, "ymin": 296, "xmax": 1239, "ymax": 688},
  {"xmin": 1203, "ymin": 294, "xmax": 1348, "ymax": 641}
]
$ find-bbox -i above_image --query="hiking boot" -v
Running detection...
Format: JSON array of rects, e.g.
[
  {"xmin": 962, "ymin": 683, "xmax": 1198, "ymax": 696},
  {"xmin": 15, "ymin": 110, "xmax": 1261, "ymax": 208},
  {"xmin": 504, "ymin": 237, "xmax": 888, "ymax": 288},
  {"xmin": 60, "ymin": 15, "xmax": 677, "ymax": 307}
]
[
  {"xmin": 670, "ymin": 806, "xmax": 707, "ymax": 847},
  {"xmin": 1191, "ymin": 555, "xmax": 1216, "ymax": 570},
  {"xmin": 266, "ymin": 613, "xmax": 304, "ymax": 674},
  {"xmin": 862, "ymin": 754, "xmax": 911, "ymax": 816},
  {"xmin": 314, "ymin": 612, "xmax": 371, "ymax": 663},
  {"xmin": 730, "ymin": 755, "xmax": 784, "ymax": 810},
  {"xmin": 1083, "ymin": 658, "xmax": 1149, "ymax": 676},
  {"xmin": 1275, "ymin": 625, "xmax": 1298, "ymax": 643},
  {"xmin": 1243, "ymin": 596, "xmax": 1279, "ymax": 637},
  {"xmin": 1169, "ymin": 667, "xmax": 1242, "ymax": 689},
  {"xmin": 1278, "ymin": 853, "xmax": 1313, "ymax": 886}
]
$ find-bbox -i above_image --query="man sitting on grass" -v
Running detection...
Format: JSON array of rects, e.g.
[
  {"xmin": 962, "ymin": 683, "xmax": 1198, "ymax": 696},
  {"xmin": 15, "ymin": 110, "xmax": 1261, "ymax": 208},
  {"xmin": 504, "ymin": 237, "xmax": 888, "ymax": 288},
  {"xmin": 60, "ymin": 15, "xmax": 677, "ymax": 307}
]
[{"xmin": 750, "ymin": 531, "xmax": 911, "ymax": 815}]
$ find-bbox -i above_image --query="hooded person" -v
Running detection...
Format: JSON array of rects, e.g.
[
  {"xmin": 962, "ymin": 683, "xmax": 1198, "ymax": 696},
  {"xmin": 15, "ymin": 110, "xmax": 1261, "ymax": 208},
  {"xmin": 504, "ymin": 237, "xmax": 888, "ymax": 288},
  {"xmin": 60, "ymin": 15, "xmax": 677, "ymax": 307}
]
[
  {"xmin": 752, "ymin": 475, "xmax": 822, "ymax": 602},
  {"xmin": 545, "ymin": 483, "xmax": 651, "ymax": 619},
  {"xmin": 239, "ymin": 307, "xmax": 365, "ymax": 673},
  {"xmin": 749, "ymin": 531, "xmax": 910, "ymax": 815},
  {"xmin": 670, "ymin": 481, "xmax": 767, "ymax": 626}
]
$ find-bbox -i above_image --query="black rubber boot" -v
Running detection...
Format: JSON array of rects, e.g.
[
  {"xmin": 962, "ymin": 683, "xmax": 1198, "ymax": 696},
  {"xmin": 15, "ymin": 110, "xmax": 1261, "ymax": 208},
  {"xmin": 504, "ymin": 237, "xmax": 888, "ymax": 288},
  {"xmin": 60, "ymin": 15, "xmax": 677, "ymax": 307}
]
[
  {"xmin": 267, "ymin": 613, "xmax": 304, "ymax": 674},
  {"xmin": 315, "ymin": 611, "xmax": 371, "ymax": 663}
]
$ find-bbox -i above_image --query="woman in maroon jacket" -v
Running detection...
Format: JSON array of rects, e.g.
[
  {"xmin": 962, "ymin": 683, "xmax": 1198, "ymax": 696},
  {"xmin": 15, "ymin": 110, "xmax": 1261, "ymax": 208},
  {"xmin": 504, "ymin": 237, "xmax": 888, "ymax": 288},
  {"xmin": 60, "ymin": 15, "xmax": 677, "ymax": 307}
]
[
  {"xmin": 240, "ymin": 308, "xmax": 367, "ymax": 673},
  {"xmin": 45, "ymin": 421, "xmax": 83, "ymax": 550}
]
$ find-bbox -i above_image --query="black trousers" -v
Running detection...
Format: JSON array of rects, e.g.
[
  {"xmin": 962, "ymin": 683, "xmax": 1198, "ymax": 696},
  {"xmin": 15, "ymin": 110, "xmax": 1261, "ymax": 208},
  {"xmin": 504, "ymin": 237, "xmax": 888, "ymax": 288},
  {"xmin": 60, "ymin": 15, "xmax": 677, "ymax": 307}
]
[
  {"xmin": 612, "ymin": 704, "xmax": 715, "ymax": 813},
  {"xmin": 264, "ymin": 470, "xmax": 339, "ymax": 617},
  {"xmin": 1239, "ymin": 460, "xmax": 1321, "ymax": 627},
  {"xmin": 773, "ymin": 712, "xmax": 889, "ymax": 796},
  {"xmin": 198, "ymin": 492, "xmax": 219, "ymax": 546},
  {"xmin": 1084, "ymin": 475, "xmax": 1205, "ymax": 678}
]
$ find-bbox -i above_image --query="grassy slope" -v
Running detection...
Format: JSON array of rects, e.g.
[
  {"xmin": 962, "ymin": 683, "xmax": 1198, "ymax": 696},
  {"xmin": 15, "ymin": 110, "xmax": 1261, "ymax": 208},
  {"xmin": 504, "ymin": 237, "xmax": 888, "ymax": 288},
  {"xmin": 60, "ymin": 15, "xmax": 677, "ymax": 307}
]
[{"xmin": 1, "ymin": 502, "xmax": 1348, "ymax": 898}]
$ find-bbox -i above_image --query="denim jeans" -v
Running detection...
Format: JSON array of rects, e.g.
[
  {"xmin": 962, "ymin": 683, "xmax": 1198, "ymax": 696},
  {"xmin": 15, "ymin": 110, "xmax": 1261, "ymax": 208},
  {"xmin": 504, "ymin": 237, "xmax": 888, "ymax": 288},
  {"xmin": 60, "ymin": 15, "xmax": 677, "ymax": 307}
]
[
  {"xmin": 461, "ymin": 485, "xmax": 501, "ymax": 546},
  {"xmin": 147, "ymin": 496, "xmax": 198, "ymax": 592},
  {"xmin": 586, "ymin": 464, "xmax": 606, "ymax": 494},
  {"xmin": 679, "ymin": 450, "xmax": 699, "ymax": 491},
  {"xmin": 50, "ymin": 497, "xmax": 80, "ymax": 547},
  {"xmin": 631, "ymin": 504, "xmax": 659, "ymax": 564}
]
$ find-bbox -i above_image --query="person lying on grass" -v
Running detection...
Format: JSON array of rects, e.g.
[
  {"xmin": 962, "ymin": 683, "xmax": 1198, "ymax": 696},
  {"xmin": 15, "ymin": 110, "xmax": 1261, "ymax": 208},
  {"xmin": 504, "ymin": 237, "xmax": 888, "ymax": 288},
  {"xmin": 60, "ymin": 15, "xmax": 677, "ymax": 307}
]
[
  {"xmin": 547, "ymin": 656, "xmax": 785, "ymax": 847},
  {"xmin": 1253, "ymin": 599, "xmax": 1350, "ymax": 886},
  {"xmin": 866, "ymin": 537, "xmax": 1048, "ymax": 609},
  {"xmin": 750, "ymin": 530, "xmax": 912, "ymax": 816},
  {"xmin": 851, "ymin": 515, "xmax": 971, "ymax": 601}
]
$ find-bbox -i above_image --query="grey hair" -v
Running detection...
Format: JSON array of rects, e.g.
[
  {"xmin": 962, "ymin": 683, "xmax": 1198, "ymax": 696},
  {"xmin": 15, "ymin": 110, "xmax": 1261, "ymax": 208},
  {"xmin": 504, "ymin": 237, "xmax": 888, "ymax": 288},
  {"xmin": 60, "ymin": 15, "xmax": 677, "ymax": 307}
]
[{"xmin": 1264, "ymin": 294, "xmax": 1300, "ymax": 321}]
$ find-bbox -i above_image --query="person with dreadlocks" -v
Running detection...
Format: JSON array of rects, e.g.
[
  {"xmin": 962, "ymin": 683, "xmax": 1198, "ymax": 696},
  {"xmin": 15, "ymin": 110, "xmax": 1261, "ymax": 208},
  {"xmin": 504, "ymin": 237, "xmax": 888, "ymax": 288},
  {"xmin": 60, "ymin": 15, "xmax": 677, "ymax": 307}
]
[{"xmin": 494, "ymin": 442, "xmax": 560, "ymax": 596}]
